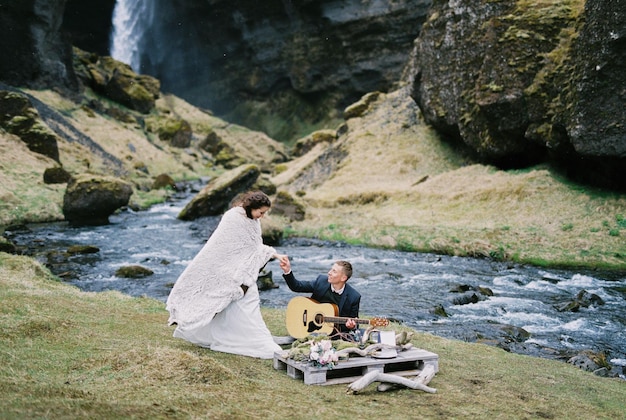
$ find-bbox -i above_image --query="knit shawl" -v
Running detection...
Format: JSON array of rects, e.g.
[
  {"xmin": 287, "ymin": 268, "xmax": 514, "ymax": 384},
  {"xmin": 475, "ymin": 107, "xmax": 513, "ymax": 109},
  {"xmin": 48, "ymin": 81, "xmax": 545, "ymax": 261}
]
[{"xmin": 166, "ymin": 206, "xmax": 276, "ymax": 329}]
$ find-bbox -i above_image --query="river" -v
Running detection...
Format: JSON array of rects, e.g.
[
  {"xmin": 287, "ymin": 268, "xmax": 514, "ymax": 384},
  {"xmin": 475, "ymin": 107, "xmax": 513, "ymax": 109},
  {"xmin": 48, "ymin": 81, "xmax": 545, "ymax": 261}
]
[{"xmin": 7, "ymin": 190, "xmax": 626, "ymax": 377}]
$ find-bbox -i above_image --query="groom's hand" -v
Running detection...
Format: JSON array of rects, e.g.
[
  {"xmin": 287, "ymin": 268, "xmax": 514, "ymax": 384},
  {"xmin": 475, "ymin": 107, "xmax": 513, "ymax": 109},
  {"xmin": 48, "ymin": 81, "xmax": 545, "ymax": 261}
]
[{"xmin": 280, "ymin": 257, "xmax": 292, "ymax": 274}]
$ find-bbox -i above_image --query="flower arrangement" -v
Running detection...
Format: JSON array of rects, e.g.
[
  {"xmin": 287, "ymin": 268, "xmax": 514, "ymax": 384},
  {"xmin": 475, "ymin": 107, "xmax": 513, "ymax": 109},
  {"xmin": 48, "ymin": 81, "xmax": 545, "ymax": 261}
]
[{"xmin": 309, "ymin": 339, "xmax": 339, "ymax": 369}]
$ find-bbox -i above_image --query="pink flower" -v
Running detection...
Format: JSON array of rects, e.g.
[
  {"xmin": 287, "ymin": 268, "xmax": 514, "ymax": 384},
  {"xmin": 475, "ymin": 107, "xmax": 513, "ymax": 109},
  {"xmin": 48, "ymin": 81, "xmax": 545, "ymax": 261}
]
[
  {"xmin": 321, "ymin": 340, "xmax": 332, "ymax": 352},
  {"xmin": 309, "ymin": 339, "xmax": 337, "ymax": 368}
]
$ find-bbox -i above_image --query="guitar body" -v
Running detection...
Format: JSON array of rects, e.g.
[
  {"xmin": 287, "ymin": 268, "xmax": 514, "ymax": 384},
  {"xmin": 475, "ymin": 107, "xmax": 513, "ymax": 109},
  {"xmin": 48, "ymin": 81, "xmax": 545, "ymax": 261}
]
[
  {"xmin": 286, "ymin": 296, "xmax": 338, "ymax": 338},
  {"xmin": 285, "ymin": 297, "xmax": 390, "ymax": 339}
]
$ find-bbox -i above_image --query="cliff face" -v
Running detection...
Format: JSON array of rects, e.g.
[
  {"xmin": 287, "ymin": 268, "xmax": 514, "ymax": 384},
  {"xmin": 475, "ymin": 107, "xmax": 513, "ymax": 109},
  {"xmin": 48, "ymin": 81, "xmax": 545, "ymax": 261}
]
[
  {"xmin": 62, "ymin": 0, "xmax": 431, "ymax": 141},
  {"xmin": 0, "ymin": 0, "xmax": 76, "ymax": 90},
  {"xmin": 406, "ymin": 0, "xmax": 625, "ymax": 185},
  {"xmin": 152, "ymin": 0, "xmax": 430, "ymax": 109},
  {"xmin": 2, "ymin": 0, "xmax": 625, "ymax": 188},
  {"xmin": 62, "ymin": 0, "xmax": 115, "ymax": 57},
  {"xmin": 568, "ymin": 0, "xmax": 626, "ymax": 157}
]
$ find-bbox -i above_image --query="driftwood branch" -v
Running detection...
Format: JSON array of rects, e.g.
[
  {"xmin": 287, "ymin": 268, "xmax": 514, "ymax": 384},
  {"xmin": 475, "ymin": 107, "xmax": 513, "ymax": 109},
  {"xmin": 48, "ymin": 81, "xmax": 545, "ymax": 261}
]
[
  {"xmin": 336, "ymin": 343, "xmax": 389, "ymax": 358},
  {"xmin": 336, "ymin": 343, "xmax": 414, "ymax": 359},
  {"xmin": 377, "ymin": 363, "xmax": 437, "ymax": 392},
  {"xmin": 347, "ymin": 363, "xmax": 437, "ymax": 394}
]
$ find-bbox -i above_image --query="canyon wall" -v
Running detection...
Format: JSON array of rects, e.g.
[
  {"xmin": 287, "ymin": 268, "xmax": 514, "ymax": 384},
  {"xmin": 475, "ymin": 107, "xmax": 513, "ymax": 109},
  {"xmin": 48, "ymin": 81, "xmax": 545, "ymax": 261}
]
[{"xmin": 1, "ymin": 0, "xmax": 624, "ymax": 188}]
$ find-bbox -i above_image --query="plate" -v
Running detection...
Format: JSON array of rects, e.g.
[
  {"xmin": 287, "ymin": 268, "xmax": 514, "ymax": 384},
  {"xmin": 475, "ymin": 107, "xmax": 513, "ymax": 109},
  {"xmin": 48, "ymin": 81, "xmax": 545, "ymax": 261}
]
[{"xmin": 371, "ymin": 348, "xmax": 398, "ymax": 359}]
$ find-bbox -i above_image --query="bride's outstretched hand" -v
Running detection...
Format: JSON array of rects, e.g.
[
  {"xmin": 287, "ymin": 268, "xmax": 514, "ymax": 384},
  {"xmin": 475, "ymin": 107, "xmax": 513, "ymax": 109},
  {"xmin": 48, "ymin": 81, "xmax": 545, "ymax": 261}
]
[{"xmin": 274, "ymin": 253, "xmax": 289, "ymax": 264}]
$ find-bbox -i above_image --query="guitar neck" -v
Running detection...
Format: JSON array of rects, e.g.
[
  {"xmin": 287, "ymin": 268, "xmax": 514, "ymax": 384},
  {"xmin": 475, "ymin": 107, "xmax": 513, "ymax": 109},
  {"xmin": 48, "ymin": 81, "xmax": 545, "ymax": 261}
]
[{"xmin": 323, "ymin": 316, "xmax": 371, "ymax": 325}]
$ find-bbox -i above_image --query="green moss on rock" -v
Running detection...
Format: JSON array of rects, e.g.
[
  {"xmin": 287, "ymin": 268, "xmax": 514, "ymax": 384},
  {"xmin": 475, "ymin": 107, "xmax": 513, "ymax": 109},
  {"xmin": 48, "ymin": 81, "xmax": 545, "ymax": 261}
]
[{"xmin": 115, "ymin": 265, "xmax": 154, "ymax": 278}]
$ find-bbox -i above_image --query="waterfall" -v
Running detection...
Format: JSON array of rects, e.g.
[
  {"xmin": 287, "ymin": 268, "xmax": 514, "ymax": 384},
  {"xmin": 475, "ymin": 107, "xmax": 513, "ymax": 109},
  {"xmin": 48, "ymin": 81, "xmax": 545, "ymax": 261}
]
[
  {"xmin": 109, "ymin": 0, "xmax": 155, "ymax": 72},
  {"xmin": 108, "ymin": 0, "xmax": 210, "ymax": 108}
]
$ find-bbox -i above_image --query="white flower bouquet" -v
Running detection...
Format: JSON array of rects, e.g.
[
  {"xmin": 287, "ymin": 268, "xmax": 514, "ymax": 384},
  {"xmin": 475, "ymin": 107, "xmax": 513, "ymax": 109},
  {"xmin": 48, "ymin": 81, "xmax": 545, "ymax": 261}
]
[{"xmin": 309, "ymin": 339, "xmax": 339, "ymax": 369}]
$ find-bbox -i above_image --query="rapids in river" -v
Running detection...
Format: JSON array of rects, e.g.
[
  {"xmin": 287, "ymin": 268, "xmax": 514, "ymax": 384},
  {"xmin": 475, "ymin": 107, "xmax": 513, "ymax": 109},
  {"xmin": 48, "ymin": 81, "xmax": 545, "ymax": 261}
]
[{"xmin": 7, "ymin": 190, "xmax": 626, "ymax": 377}]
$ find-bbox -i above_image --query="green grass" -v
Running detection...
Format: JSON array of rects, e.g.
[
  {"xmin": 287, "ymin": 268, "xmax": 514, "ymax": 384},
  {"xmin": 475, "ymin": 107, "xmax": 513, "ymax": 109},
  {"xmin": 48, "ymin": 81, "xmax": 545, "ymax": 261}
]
[
  {"xmin": 286, "ymin": 221, "xmax": 626, "ymax": 271},
  {"xmin": 1, "ymin": 253, "xmax": 625, "ymax": 419}
]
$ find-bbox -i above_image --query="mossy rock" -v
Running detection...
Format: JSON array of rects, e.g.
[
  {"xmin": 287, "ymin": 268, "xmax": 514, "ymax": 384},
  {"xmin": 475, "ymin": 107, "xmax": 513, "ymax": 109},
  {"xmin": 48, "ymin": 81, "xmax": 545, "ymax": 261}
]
[
  {"xmin": 197, "ymin": 130, "xmax": 222, "ymax": 154},
  {"xmin": 73, "ymin": 48, "xmax": 160, "ymax": 114},
  {"xmin": 292, "ymin": 129, "xmax": 337, "ymax": 157},
  {"xmin": 178, "ymin": 164, "xmax": 261, "ymax": 220},
  {"xmin": 197, "ymin": 130, "xmax": 246, "ymax": 168},
  {"xmin": 157, "ymin": 117, "xmax": 192, "ymax": 148},
  {"xmin": 0, "ymin": 90, "xmax": 60, "ymax": 162},
  {"xmin": 43, "ymin": 166, "xmax": 72, "ymax": 184},
  {"xmin": 215, "ymin": 146, "xmax": 245, "ymax": 168},
  {"xmin": 115, "ymin": 265, "xmax": 154, "ymax": 278},
  {"xmin": 0, "ymin": 240, "xmax": 17, "ymax": 254},
  {"xmin": 62, "ymin": 174, "xmax": 134, "ymax": 225},
  {"xmin": 343, "ymin": 92, "xmax": 381, "ymax": 120},
  {"xmin": 152, "ymin": 173, "xmax": 176, "ymax": 190},
  {"xmin": 257, "ymin": 270, "xmax": 278, "ymax": 290},
  {"xmin": 261, "ymin": 216, "xmax": 285, "ymax": 246},
  {"xmin": 432, "ymin": 304, "xmax": 449, "ymax": 317},
  {"xmin": 66, "ymin": 245, "xmax": 100, "ymax": 255}
]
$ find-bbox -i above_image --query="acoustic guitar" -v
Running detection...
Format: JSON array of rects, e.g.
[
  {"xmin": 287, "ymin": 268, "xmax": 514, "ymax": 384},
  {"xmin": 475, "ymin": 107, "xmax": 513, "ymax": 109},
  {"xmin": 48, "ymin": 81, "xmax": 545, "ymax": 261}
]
[{"xmin": 285, "ymin": 296, "xmax": 389, "ymax": 338}]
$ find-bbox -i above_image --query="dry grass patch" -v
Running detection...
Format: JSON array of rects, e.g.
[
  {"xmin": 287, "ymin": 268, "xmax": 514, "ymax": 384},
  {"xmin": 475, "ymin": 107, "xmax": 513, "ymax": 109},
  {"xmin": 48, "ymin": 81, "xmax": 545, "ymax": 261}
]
[
  {"xmin": 0, "ymin": 133, "xmax": 65, "ymax": 224},
  {"xmin": 273, "ymin": 89, "xmax": 462, "ymax": 198}
]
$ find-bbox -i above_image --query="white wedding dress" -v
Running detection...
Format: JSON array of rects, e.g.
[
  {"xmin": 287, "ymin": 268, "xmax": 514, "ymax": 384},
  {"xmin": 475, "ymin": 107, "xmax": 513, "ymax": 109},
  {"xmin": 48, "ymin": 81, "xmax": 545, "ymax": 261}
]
[{"xmin": 166, "ymin": 206, "xmax": 282, "ymax": 359}]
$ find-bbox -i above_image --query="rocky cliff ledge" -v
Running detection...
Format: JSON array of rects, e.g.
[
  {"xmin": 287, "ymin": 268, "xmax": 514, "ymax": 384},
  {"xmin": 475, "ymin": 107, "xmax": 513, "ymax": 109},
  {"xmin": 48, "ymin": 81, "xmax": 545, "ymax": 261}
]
[
  {"xmin": 62, "ymin": 0, "xmax": 432, "ymax": 141},
  {"xmin": 406, "ymin": 0, "xmax": 625, "ymax": 187}
]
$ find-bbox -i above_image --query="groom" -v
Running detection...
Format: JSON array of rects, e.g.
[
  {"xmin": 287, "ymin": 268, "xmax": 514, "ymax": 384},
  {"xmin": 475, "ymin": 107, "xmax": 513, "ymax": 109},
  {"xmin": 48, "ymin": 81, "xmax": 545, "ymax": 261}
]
[{"xmin": 280, "ymin": 258, "xmax": 361, "ymax": 337}]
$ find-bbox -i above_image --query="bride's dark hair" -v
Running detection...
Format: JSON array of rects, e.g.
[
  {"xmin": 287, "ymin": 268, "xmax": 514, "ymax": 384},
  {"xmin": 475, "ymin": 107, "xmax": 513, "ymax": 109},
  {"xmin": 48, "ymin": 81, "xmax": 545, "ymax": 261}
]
[{"xmin": 240, "ymin": 191, "xmax": 271, "ymax": 218}]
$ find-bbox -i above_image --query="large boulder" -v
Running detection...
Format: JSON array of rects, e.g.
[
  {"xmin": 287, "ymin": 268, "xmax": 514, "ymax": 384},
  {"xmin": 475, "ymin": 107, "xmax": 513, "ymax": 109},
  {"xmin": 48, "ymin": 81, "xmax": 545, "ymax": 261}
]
[
  {"xmin": 153, "ymin": 115, "xmax": 192, "ymax": 148},
  {"xmin": 62, "ymin": 174, "xmax": 133, "ymax": 225},
  {"xmin": 178, "ymin": 164, "xmax": 261, "ymax": 221},
  {"xmin": 0, "ymin": 91, "xmax": 61, "ymax": 162},
  {"xmin": 407, "ymin": 0, "xmax": 625, "ymax": 187},
  {"xmin": 73, "ymin": 48, "xmax": 160, "ymax": 114},
  {"xmin": 408, "ymin": 0, "xmax": 570, "ymax": 163}
]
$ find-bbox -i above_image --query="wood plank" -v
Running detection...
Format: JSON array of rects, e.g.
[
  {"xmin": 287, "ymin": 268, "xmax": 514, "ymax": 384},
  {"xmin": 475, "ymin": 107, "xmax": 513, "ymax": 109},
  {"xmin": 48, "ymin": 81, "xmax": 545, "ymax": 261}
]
[{"xmin": 273, "ymin": 348, "xmax": 439, "ymax": 386}]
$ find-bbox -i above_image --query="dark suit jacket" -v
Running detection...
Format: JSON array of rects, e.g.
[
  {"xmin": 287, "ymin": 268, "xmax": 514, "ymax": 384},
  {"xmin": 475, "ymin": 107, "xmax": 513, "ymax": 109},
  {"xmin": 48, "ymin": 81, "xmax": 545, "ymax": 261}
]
[{"xmin": 283, "ymin": 271, "xmax": 361, "ymax": 334}]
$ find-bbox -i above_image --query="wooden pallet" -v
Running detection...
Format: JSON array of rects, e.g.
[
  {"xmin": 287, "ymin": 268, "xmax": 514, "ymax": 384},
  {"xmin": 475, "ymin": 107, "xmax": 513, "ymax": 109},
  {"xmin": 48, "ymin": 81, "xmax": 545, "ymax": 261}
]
[{"xmin": 273, "ymin": 348, "xmax": 439, "ymax": 386}]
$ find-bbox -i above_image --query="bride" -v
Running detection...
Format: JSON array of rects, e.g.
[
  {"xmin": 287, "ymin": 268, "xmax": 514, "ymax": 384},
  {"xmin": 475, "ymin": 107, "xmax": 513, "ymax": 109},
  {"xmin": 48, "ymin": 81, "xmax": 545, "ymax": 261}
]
[{"xmin": 166, "ymin": 191, "xmax": 288, "ymax": 359}]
